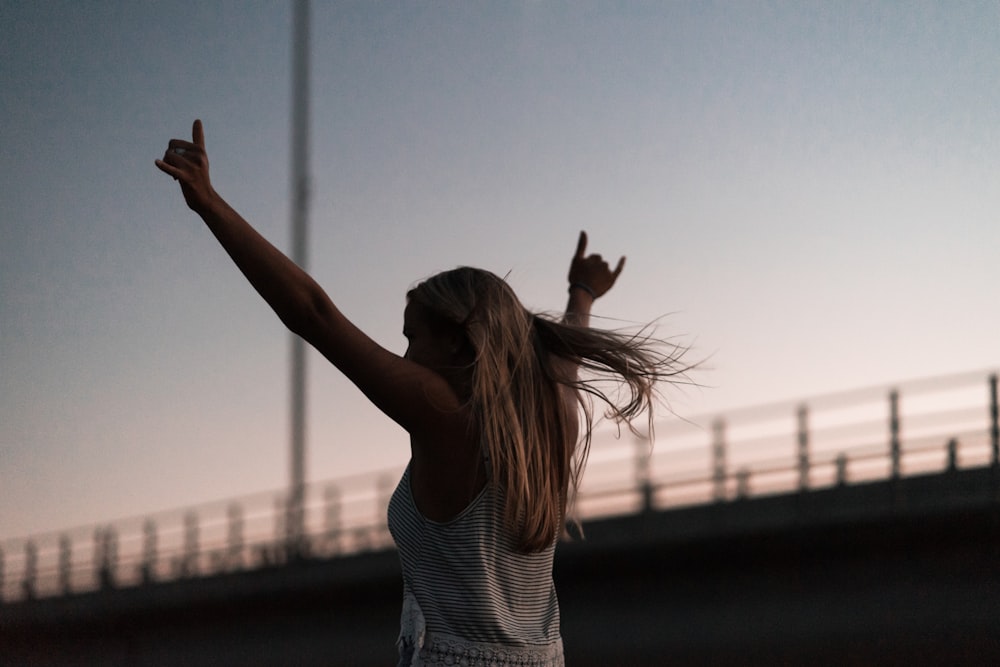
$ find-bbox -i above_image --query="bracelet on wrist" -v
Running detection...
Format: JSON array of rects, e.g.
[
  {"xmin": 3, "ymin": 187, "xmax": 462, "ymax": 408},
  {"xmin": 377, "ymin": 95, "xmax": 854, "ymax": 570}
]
[{"xmin": 569, "ymin": 282, "xmax": 597, "ymax": 299}]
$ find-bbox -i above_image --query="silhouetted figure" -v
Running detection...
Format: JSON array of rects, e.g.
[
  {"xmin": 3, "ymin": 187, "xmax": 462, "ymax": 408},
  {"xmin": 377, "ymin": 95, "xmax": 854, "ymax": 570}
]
[{"xmin": 157, "ymin": 120, "xmax": 687, "ymax": 667}]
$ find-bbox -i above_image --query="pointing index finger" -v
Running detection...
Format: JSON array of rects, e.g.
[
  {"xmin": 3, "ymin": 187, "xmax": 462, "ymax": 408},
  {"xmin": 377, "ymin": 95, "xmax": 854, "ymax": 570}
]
[{"xmin": 575, "ymin": 230, "xmax": 588, "ymax": 259}]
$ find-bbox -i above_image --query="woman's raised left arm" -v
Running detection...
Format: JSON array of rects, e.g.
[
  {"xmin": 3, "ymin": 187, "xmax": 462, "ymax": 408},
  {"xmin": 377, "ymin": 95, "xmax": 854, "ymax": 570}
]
[{"xmin": 563, "ymin": 230, "xmax": 625, "ymax": 328}]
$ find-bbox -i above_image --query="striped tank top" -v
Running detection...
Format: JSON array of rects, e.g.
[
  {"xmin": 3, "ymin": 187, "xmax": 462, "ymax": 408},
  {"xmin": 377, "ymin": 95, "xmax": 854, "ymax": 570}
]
[{"xmin": 387, "ymin": 463, "xmax": 564, "ymax": 667}]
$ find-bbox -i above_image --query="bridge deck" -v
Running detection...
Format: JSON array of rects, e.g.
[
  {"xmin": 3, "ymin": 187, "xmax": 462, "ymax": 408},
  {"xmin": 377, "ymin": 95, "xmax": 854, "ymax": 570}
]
[{"xmin": 3, "ymin": 466, "xmax": 1000, "ymax": 665}]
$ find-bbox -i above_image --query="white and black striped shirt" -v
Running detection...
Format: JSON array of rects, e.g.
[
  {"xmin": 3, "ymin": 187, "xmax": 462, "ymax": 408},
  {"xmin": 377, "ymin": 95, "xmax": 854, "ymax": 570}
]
[{"xmin": 388, "ymin": 463, "xmax": 563, "ymax": 665}]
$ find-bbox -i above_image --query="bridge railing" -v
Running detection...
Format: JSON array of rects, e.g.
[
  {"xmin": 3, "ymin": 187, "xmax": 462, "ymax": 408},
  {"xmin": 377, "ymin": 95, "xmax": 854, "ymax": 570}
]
[
  {"xmin": 2, "ymin": 370, "xmax": 997, "ymax": 604},
  {"xmin": 576, "ymin": 369, "xmax": 998, "ymax": 515}
]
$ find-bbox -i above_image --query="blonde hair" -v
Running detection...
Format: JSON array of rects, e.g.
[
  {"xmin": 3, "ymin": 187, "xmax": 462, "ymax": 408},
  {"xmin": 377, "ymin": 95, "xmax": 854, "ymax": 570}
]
[{"xmin": 408, "ymin": 267, "xmax": 689, "ymax": 553}]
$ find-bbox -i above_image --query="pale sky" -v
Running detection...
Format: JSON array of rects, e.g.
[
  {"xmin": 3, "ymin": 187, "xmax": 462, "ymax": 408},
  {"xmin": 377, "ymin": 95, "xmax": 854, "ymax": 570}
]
[{"xmin": 2, "ymin": 1, "xmax": 999, "ymax": 540}]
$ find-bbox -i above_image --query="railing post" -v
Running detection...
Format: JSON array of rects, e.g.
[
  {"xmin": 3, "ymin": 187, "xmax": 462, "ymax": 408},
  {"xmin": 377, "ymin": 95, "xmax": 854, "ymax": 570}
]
[
  {"xmin": 990, "ymin": 374, "xmax": 998, "ymax": 466},
  {"xmin": 889, "ymin": 390, "xmax": 901, "ymax": 479},
  {"xmin": 835, "ymin": 453, "xmax": 848, "ymax": 486},
  {"xmin": 182, "ymin": 512, "xmax": 199, "ymax": 577},
  {"xmin": 947, "ymin": 438, "xmax": 959, "ymax": 472},
  {"xmin": 141, "ymin": 520, "xmax": 157, "ymax": 584},
  {"xmin": 634, "ymin": 430, "xmax": 654, "ymax": 512},
  {"xmin": 712, "ymin": 419, "xmax": 727, "ymax": 502},
  {"xmin": 377, "ymin": 475, "xmax": 395, "ymax": 548},
  {"xmin": 797, "ymin": 404, "xmax": 810, "ymax": 491},
  {"xmin": 93, "ymin": 528, "xmax": 102, "ymax": 586},
  {"xmin": 735, "ymin": 468, "xmax": 751, "ymax": 499},
  {"xmin": 22, "ymin": 541, "xmax": 37, "ymax": 600},
  {"xmin": 325, "ymin": 486, "xmax": 341, "ymax": 554},
  {"xmin": 274, "ymin": 496, "xmax": 287, "ymax": 560},
  {"xmin": 286, "ymin": 488, "xmax": 309, "ymax": 561},
  {"xmin": 227, "ymin": 504, "xmax": 244, "ymax": 570},
  {"xmin": 96, "ymin": 526, "xmax": 117, "ymax": 590},
  {"xmin": 59, "ymin": 534, "xmax": 72, "ymax": 594}
]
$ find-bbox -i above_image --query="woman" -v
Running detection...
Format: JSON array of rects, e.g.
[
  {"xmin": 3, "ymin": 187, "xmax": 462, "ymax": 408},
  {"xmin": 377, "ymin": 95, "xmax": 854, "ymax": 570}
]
[{"xmin": 157, "ymin": 120, "xmax": 688, "ymax": 666}]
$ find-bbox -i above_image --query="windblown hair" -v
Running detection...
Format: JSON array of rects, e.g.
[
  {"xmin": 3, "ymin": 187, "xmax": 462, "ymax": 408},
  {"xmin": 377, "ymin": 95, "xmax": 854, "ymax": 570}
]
[{"xmin": 408, "ymin": 267, "xmax": 689, "ymax": 553}]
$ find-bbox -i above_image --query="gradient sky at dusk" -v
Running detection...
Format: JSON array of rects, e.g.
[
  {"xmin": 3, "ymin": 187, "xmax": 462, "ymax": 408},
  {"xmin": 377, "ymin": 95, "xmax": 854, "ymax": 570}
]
[{"xmin": 2, "ymin": 1, "xmax": 999, "ymax": 540}]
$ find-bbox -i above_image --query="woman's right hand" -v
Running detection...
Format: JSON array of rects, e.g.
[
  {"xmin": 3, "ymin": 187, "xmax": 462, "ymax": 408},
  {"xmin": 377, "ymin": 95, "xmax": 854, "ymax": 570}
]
[{"xmin": 155, "ymin": 119, "xmax": 217, "ymax": 214}]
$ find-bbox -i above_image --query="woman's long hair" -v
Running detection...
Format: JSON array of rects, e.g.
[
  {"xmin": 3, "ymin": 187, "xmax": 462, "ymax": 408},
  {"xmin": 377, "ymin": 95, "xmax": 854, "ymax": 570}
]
[{"xmin": 408, "ymin": 267, "xmax": 690, "ymax": 553}]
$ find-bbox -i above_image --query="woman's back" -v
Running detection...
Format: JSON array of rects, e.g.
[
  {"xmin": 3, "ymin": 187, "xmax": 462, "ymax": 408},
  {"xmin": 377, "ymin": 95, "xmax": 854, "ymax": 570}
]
[{"xmin": 389, "ymin": 464, "xmax": 564, "ymax": 666}]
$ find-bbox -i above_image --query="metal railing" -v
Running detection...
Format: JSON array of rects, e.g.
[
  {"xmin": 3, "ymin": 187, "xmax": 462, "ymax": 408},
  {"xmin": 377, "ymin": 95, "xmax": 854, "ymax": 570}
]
[{"xmin": 2, "ymin": 370, "xmax": 997, "ymax": 604}]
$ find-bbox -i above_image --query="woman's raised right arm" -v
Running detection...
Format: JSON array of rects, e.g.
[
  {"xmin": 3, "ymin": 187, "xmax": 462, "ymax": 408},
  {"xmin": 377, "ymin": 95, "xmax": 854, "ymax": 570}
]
[
  {"xmin": 154, "ymin": 121, "xmax": 468, "ymax": 443},
  {"xmin": 156, "ymin": 120, "xmax": 337, "ymax": 345}
]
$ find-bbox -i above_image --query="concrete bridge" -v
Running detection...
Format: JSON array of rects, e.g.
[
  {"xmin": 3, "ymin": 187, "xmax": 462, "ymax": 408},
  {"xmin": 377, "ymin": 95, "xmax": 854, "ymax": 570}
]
[{"xmin": 2, "ymin": 371, "xmax": 999, "ymax": 665}]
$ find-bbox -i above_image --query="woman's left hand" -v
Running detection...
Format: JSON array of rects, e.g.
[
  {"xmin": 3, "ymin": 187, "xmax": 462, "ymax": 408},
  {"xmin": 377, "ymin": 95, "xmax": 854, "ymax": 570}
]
[
  {"xmin": 567, "ymin": 231, "xmax": 625, "ymax": 299},
  {"xmin": 154, "ymin": 119, "xmax": 217, "ymax": 215}
]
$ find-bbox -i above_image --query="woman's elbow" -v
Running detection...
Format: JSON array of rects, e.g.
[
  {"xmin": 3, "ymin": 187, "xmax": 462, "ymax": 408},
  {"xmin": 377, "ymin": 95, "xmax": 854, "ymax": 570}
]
[{"xmin": 279, "ymin": 288, "xmax": 333, "ymax": 341}]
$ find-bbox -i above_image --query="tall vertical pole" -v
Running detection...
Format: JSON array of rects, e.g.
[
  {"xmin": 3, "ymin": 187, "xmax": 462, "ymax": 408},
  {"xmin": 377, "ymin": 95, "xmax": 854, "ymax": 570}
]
[{"xmin": 288, "ymin": 0, "xmax": 311, "ymax": 558}]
